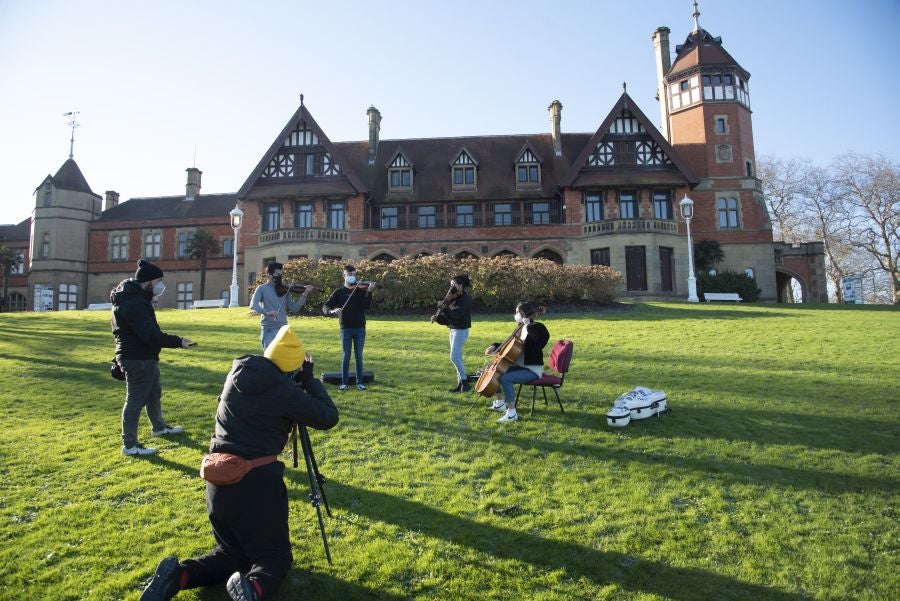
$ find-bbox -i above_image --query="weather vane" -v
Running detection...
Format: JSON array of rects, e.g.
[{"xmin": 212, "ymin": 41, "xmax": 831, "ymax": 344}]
[{"xmin": 63, "ymin": 110, "xmax": 80, "ymax": 159}]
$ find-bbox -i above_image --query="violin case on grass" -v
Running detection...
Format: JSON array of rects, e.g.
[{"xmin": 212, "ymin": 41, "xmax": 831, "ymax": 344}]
[
  {"xmin": 606, "ymin": 386, "xmax": 669, "ymax": 427},
  {"xmin": 320, "ymin": 371, "xmax": 375, "ymax": 385}
]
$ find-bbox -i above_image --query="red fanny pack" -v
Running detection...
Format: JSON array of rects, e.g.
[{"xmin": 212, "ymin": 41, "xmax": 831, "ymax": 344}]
[{"xmin": 200, "ymin": 453, "xmax": 278, "ymax": 485}]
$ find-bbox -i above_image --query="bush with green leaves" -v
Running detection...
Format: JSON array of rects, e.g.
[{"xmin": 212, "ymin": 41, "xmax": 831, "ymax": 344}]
[
  {"xmin": 697, "ymin": 269, "xmax": 762, "ymax": 302},
  {"xmin": 263, "ymin": 255, "xmax": 623, "ymax": 313}
]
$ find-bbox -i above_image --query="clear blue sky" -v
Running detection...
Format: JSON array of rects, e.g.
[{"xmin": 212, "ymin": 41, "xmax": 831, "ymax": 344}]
[{"xmin": 1, "ymin": 0, "xmax": 898, "ymax": 225}]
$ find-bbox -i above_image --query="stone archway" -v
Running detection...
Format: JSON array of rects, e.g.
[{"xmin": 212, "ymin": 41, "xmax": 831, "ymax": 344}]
[
  {"xmin": 531, "ymin": 248, "xmax": 564, "ymax": 264},
  {"xmin": 776, "ymin": 269, "xmax": 807, "ymax": 303},
  {"xmin": 370, "ymin": 253, "xmax": 397, "ymax": 263}
]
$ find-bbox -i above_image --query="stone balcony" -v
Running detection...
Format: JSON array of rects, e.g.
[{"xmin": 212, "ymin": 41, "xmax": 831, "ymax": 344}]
[
  {"xmin": 582, "ymin": 218, "xmax": 679, "ymax": 236},
  {"xmin": 258, "ymin": 228, "xmax": 349, "ymax": 246}
]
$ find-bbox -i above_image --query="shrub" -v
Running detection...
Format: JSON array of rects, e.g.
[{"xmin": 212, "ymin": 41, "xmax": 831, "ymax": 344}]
[
  {"xmin": 697, "ymin": 270, "xmax": 761, "ymax": 302},
  {"xmin": 257, "ymin": 255, "xmax": 623, "ymax": 314}
]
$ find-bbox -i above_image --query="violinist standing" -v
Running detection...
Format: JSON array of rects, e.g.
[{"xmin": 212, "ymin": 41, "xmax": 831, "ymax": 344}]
[
  {"xmin": 490, "ymin": 302, "xmax": 549, "ymax": 423},
  {"xmin": 250, "ymin": 262, "xmax": 312, "ymax": 350},
  {"xmin": 322, "ymin": 265, "xmax": 378, "ymax": 391},
  {"xmin": 440, "ymin": 274, "xmax": 473, "ymax": 393}
]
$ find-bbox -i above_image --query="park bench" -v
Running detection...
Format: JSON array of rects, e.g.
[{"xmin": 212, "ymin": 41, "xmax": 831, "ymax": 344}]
[
  {"xmin": 86, "ymin": 303, "xmax": 112, "ymax": 310},
  {"xmin": 703, "ymin": 292, "xmax": 742, "ymax": 302},
  {"xmin": 191, "ymin": 299, "xmax": 227, "ymax": 309}
]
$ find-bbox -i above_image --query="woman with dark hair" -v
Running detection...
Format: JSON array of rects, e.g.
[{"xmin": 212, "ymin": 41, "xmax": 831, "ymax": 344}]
[
  {"xmin": 440, "ymin": 274, "xmax": 473, "ymax": 393},
  {"xmin": 490, "ymin": 302, "xmax": 549, "ymax": 423}
]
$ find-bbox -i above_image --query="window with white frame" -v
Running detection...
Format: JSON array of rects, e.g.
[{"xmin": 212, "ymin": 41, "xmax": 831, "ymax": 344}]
[
  {"xmin": 718, "ymin": 197, "xmax": 739, "ymax": 228},
  {"xmin": 144, "ymin": 233, "xmax": 161, "ymax": 259},
  {"xmin": 111, "ymin": 234, "xmax": 129, "ymax": 261},
  {"xmin": 516, "ymin": 149, "xmax": 540, "ymax": 185},
  {"xmin": 176, "ymin": 282, "xmax": 193, "ymax": 309},
  {"xmin": 328, "ymin": 201, "xmax": 345, "ymax": 229},
  {"xmin": 619, "ymin": 191, "xmax": 637, "ymax": 219},
  {"xmin": 451, "ymin": 152, "xmax": 477, "ymax": 189},
  {"xmin": 58, "ymin": 283, "xmax": 78, "ymax": 310},
  {"xmin": 585, "ymin": 193, "xmax": 604, "ymax": 222},
  {"xmin": 669, "ymin": 74, "xmax": 701, "ymax": 110},
  {"xmin": 388, "ymin": 154, "xmax": 413, "ymax": 190},
  {"xmin": 653, "ymin": 191, "xmax": 673, "ymax": 220},
  {"xmin": 263, "ymin": 203, "xmax": 280, "ymax": 232},
  {"xmin": 381, "ymin": 207, "xmax": 398, "ymax": 229}
]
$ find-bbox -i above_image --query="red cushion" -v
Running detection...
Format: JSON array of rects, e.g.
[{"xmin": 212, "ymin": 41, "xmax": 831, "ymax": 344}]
[{"xmin": 526, "ymin": 373, "xmax": 562, "ymax": 386}]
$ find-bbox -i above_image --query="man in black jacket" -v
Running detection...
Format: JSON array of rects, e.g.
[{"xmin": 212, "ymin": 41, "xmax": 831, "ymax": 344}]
[
  {"xmin": 112, "ymin": 259, "xmax": 194, "ymax": 456},
  {"xmin": 141, "ymin": 324, "xmax": 339, "ymax": 601}
]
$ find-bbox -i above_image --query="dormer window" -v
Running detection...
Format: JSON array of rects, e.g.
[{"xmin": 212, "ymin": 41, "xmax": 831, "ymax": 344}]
[
  {"xmin": 451, "ymin": 151, "xmax": 477, "ymax": 190},
  {"xmin": 388, "ymin": 154, "xmax": 413, "ymax": 191},
  {"xmin": 516, "ymin": 148, "xmax": 541, "ymax": 187}
]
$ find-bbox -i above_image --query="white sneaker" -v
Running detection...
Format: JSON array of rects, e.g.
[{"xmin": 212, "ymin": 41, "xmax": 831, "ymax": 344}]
[
  {"xmin": 122, "ymin": 444, "xmax": 157, "ymax": 456},
  {"xmin": 497, "ymin": 411, "xmax": 519, "ymax": 423},
  {"xmin": 490, "ymin": 400, "xmax": 506, "ymax": 412},
  {"xmin": 356, "ymin": 383, "xmax": 367, "ymax": 391},
  {"xmin": 339, "ymin": 385, "xmax": 349, "ymax": 391},
  {"xmin": 151, "ymin": 425, "xmax": 183, "ymax": 437}
]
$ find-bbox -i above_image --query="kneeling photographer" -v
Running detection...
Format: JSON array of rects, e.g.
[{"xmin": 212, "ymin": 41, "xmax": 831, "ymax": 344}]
[{"xmin": 141, "ymin": 324, "xmax": 338, "ymax": 601}]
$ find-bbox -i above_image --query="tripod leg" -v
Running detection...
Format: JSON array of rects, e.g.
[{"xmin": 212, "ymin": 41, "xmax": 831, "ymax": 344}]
[
  {"xmin": 299, "ymin": 425, "xmax": 333, "ymax": 564},
  {"xmin": 301, "ymin": 426, "xmax": 331, "ymax": 517}
]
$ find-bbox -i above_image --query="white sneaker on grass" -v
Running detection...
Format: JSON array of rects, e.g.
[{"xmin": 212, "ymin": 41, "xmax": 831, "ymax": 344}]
[
  {"xmin": 497, "ymin": 411, "xmax": 519, "ymax": 423},
  {"xmin": 122, "ymin": 444, "xmax": 157, "ymax": 456},
  {"xmin": 490, "ymin": 400, "xmax": 506, "ymax": 412},
  {"xmin": 151, "ymin": 425, "xmax": 183, "ymax": 437}
]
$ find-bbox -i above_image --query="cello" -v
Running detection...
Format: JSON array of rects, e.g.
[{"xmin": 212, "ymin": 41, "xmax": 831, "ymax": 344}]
[{"xmin": 474, "ymin": 323, "xmax": 525, "ymax": 397}]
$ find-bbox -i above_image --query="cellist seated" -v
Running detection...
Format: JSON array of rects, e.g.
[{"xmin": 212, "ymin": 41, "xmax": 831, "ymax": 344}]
[{"xmin": 487, "ymin": 302, "xmax": 549, "ymax": 423}]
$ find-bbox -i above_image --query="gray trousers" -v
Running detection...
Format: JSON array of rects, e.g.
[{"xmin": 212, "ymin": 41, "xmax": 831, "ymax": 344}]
[{"xmin": 120, "ymin": 358, "xmax": 167, "ymax": 448}]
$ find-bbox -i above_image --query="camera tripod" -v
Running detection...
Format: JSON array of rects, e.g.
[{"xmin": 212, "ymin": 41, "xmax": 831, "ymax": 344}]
[{"xmin": 291, "ymin": 423, "xmax": 333, "ymax": 564}]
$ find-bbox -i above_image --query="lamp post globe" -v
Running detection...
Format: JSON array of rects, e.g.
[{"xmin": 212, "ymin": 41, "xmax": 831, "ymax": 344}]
[
  {"xmin": 679, "ymin": 195, "xmax": 699, "ymax": 303},
  {"xmin": 228, "ymin": 205, "xmax": 244, "ymax": 308}
]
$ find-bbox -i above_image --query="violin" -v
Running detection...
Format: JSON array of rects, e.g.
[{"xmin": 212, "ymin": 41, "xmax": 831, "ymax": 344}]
[
  {"xmin": 276, "ymin": 283, "xmax": 316, "ymax": 297},
  {"xmin": 430, "ymin": 285, "xmax": 461, "ymax": 325},
  {"xmin": 348, "ymin": 281, "xmax": 376, "ymax": 290}
]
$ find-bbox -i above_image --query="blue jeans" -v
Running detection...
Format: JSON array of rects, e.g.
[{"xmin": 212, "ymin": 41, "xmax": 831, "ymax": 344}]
[
  {"xmin": 120, "ymin": 358, "xmax": 167, "ymax": 448},
  {"xmin": 261, "ymin": 323, "xmax": 284, "ymax": 351},
  {"xmin": 449, "ymin": 328, "xmax": 469, "ymax": 382},
  {"xmin": 340, "ymin": 327, "xmax": 366, "ymax": 385},
  {"xmin": 500, "ymin": 367, "xmax": 540, "ymax": 409}
]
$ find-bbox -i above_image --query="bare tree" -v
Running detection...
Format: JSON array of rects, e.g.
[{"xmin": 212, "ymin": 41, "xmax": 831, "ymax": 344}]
[
  {"xmin": 185, "ymin": 230, "xmax": 221, "ymax": 300},
  {"xmin": 833, "ymin": 153, "xmax": 900, "ymax": 304},
  {"xmin": 758, "ymin": 155, "xmax": 812, "ymax": 243}
]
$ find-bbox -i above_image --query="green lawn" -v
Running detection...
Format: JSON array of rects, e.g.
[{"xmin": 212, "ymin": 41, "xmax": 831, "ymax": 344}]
[{"xmin": 0, "ymin": 303, "xmax": 897, "ymax": 601}]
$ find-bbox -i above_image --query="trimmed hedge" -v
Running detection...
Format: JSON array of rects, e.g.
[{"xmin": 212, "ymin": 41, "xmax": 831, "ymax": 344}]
[
  {"xmin": 697, "ymin": 270, "xmax": 762, "ymax": 302},
  {"xmin": 258, "ymin": 255, "xmax": 622, "ymax": 314}
]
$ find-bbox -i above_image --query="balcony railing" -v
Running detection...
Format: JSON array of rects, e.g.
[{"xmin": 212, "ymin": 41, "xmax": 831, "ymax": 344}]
[
  {"xmin": 259, "ymin": 228, "xmax": 349, "ymax": 245},
  {"xmin": 582, "ymin": 218, "xmax": 679, "ymax": 235}
]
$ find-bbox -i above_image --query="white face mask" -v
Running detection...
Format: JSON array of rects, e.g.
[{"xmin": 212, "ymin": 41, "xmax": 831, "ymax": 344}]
[
  {"xmin": 513, "ymin": 312, "xmax": 523, "ymax": 324},
  {"xmin": 345, "ymin": 275, "xmax": 357, "ymax": 285},
  {"xmin": 152, "ymin": 280, "xmax": 166, "ymax": 297}
]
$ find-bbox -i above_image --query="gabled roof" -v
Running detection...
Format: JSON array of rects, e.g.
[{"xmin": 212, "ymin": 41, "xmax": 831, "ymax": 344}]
[
  {"xmin": 0, "ymin": 218, "xmax": 31, "ymax": 244},
  {"xmin": 36, "ymin": 158, "xmax": 100, "ymax": 197},
  {"xmin": 560, "ymin": 92, "xmax": 698, "ymax": 187},
  {"xmin": 98, "ymin": 193, "xmax": 238, "ymax": 222},
  {"xmin": 237, "ymin": 103, "xmax": 368, "ymax": 199},
  {"xmin": 669, "ymin": 28, "xmax": 749, "ymax": 79},
  {"xmin": 515, "ymin": 141, "xmax": 544, "ymax": 165}
]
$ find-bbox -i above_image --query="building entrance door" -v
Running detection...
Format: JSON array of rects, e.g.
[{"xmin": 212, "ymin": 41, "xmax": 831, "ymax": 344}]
[{"xmin": 625, "ymin": 246, "xmax": 647, "ymax": 291}]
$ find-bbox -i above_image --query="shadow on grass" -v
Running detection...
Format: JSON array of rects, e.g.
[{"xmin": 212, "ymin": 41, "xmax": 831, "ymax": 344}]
[
  {"xmin": 352, "ymin": 405, "xmax": 898, "ymax": 495},
  {"xmin": 189, "ymin": 569, "xmax": 410, "ymax": 601},
  {"xmin": 330, "ymin": 481, "xmax": 811, "ymax": 601}
]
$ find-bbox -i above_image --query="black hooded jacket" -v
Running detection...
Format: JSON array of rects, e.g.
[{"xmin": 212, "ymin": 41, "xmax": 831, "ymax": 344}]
[
  {"xmin": 110, "ymin": 279, "xmax": 183, "ymax": 360},
  {"xmin": 210, "ymin": 355, "xmax": 339, "ymax": 460}
]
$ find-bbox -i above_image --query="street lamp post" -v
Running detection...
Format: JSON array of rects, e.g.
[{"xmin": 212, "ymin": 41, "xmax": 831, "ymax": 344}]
[
  {"xmin": 229, "ymin": 204, "xmax": 244, "ymax": 308},
  {"xmin": 679, "ymin": 195, "xmax": 699, "ymax": 303}
]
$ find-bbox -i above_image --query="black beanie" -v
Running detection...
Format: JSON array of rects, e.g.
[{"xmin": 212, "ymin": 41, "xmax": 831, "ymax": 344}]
[{"xmin": 135, "ymin": 259, "xmax": 164, "ymax": 283}]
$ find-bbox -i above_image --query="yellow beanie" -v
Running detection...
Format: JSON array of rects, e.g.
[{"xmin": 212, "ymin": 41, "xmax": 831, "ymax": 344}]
[{"xmin": 264, "ymin": 324, "xmax": 306, "ymax": 372}]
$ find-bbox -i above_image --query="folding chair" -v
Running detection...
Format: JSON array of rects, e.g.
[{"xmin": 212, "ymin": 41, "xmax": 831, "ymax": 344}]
[{"xmin": 515, "ymin": 339, "xmax": 573, "ymax": 415}]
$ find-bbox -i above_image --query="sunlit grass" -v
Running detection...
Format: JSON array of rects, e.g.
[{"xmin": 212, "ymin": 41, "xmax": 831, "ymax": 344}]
[{"xmin": 0, "ymin": 303, "xmax": 897, "ymax": 600}]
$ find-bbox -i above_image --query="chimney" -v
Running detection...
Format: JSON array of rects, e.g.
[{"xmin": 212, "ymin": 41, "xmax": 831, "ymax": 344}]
[
  {"xmin": 652, "ymin": 26, "xmax": 672, "ymax": 141},
  {"xmin": 185, "ymin": 167, "xmax": 202, "ymax": 201},
  {"xmin": 367, "ymin": 106, "xmax": 381, "ymax": 165},
  {"xmin": 548, "ymin": 100, "xmax": 563, "ymax": 157},
  {"xmin": 104, "ymin": 190, "xmax": 119, "ymax": 211}
]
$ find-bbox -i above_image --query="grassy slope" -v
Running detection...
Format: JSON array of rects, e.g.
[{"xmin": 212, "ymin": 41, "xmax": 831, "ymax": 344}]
[{"xmin": 0, "ymin": 303, "xmax": 897, "ymax": 601}]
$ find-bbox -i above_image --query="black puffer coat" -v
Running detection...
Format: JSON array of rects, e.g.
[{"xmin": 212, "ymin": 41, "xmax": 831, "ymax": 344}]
[
  {"xmin": 210, "ymin": 355, "xmax": 339, "ymax": 460},
  {"xmin": 110, "ymin": 279, "xmax": 182, "ymax": 360}
]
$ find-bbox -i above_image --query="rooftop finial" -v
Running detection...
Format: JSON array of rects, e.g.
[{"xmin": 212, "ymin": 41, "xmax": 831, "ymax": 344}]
[
  {"xmin": 299, "ymin": 93, "xmax": 304, "ymax": 107},
  {"xmin": 692, "ymin": 0, "xmax": 701, "ymax": 33},
  {"xmin": 623, "ymin": 81, "xmax": 627, "ymax": 94},
  {"xmin": 63, "ymin": 110, "xmax": 80, "ymax": 159}
]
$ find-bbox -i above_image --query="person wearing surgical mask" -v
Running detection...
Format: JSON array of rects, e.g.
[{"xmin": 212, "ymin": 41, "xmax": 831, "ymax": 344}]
[
  {"xmin": 322, "ymin": 264, "xmax": 378, "ymax": 391},
  {"xmin": 485, "ymin": 301, "xmax": 549, "ymax": 423},
  {"xmin": 111, "ymin": 259, "xmax": 195, "ymax": 456},
  {"xmin": 250, "ymin": 262, "xmax": 311, "ymax": 350}
]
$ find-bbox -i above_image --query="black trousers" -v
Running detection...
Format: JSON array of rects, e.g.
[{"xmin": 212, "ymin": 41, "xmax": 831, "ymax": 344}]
[{"xmin": 182, "ymin": 462, "xmax": 292, "ymax": 595}]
